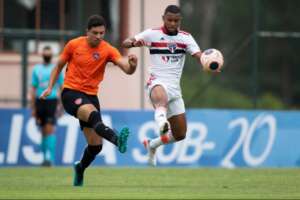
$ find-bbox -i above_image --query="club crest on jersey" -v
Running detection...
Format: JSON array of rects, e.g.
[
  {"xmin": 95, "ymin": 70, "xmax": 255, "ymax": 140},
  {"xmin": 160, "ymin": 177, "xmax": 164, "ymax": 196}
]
[
  {"xmin": 167, "ymin": 43, "xmax": 177, "ymax": 53},
  {"xmin": 74, "ymin": 98, "xmax": 82, "ymax": 105},
  {"xmin": 92, "ymin": 52, "xmax": 100, "ymax": 60}
]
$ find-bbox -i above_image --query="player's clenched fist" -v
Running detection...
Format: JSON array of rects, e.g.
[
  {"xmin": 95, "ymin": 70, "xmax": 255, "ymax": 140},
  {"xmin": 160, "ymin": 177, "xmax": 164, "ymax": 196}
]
[
  {"xmin": 128, "ymin": 54, "xmax": 137, "ymax": 66},
  {"xmin": 133, "ymin": 40, "xmax": 147, "ymax": 47},
  {"xmin": 128, "ymin": 54, "xmax": 138, "ymax": 73}
]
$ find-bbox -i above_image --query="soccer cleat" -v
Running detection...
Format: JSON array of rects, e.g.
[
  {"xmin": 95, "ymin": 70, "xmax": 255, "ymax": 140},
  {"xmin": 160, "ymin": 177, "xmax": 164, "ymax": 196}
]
[
  {"xmin": 41, "ymin": 160, "xmax": 52, "ymax": 167},
  {"xmin": 143, "ymin": 139, "xmax": 157, "ymax": 166},
  {"xmin": 73, "ymin": 161, "xmax": 84, "ymax": 187},
  {"xmin": 159, "ymin": 121, "xmax": 170, "ymax": 136},
  {"xmin": 117, "ymin": 127, "xmax": 130, "ymax": 153}
]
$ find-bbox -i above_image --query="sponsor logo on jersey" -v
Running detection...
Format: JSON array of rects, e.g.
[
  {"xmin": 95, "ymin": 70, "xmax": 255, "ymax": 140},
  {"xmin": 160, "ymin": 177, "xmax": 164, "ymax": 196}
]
[{"xmin": 162, "ymin": 56, "xmax": 170, "ymax": 63}]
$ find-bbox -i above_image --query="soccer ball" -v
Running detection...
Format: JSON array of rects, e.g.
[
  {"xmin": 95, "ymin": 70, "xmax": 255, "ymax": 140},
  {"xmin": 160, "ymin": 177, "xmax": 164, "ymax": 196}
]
[{"xmin": 200, "ymin": 48, "xmax": 224, "ymax": 71}]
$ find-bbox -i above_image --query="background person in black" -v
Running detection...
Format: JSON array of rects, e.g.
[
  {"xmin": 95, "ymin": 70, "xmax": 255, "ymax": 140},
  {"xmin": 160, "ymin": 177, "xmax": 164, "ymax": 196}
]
[{"xmin": 31, "ymin": 46, "xmax": 64, "ymax": 167}]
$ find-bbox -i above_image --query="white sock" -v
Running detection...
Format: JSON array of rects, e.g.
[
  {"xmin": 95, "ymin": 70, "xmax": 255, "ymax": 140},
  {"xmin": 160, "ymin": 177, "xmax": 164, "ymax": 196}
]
[
  {"xmin": 149, "ymin": 132, "xmax": 176, "ymax": 149},
  {"xmin": 154, "ymin": 106, "xmax": 167, "ymax": 128}
]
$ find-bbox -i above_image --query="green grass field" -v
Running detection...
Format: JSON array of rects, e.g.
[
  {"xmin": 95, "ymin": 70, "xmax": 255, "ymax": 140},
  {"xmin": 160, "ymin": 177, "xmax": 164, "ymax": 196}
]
[{"xmin": 0, "ymin": 167, "xmax": 300, "ymax": 199}]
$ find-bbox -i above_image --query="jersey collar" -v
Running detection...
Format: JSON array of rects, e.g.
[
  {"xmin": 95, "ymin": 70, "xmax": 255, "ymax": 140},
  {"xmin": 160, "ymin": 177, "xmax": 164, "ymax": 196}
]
[{"xmin": 161, "ymin": 26, "xmax": 178, "ymax": 36}]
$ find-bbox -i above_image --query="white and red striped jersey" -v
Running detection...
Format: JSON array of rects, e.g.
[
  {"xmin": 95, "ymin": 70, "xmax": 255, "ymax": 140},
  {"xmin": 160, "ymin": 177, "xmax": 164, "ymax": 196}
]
[{"xmin": 134, "ymin": 27, "xmax": 200, "ymax": 87}]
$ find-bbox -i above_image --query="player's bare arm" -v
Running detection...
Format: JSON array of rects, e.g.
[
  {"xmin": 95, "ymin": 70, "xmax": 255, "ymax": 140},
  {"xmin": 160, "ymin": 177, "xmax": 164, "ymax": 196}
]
[
  {"xmin": 40, "ymin": 59, "xmax": 66, "ymax": 99},
  {"xmin": 192, "ymin": 51, "xmax": 202, "ymax": 64},
  {"xmin": 30, "ymin": 87, "xmax": 37, "ymax": 116},
  {"xmin": 114, "ymin": 54, "xmax": 138, "ymax": 74},
  {"xmin": 122, "ymin": 38, "xmax": 146, "ymax": 48},
  {"xmin": 122, "ymin": 38, "xmax": 135, "ymax": 48}
]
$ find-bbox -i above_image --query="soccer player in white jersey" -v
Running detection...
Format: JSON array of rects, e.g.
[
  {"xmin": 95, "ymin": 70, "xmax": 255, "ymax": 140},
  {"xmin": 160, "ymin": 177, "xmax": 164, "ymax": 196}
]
[{"xmin": 123, "ymin": 5, "xmax": 213, "ymax": 166}]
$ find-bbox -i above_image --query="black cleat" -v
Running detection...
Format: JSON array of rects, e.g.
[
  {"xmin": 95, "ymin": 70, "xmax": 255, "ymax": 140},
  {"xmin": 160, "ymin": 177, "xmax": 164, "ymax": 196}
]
[
  {"xmin": 41, "ymin": 160, "xmax": 52, "ymax": 167},
  {"xmin": 73, "ymin": 161, "xmax": 84, "ymax": 186}
]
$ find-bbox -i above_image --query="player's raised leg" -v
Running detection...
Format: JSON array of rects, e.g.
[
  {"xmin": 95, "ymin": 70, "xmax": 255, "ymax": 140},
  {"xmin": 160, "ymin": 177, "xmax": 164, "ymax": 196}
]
[
  {"xmin": 167, "ymin": 113, "xmax": 187, "ymax": 141},
  {"xmin": 147, "ymin": 113, "xmax": 186, "ymax": 151},
  {"xmin": 77, "ymin": 104, "xmax": 130, "ymax": 153},
  {"xmin": 143, "ymin": 139, "xmax": 157, "ymax": 166},
  {"xmin": 151, "ymin": 85, "xmax": 170, "ymax": 135},
  {"xmin": 143, "ymin": 85, "xmax": 170, "ymax": 166},
  {"xmin": 145, "ymin": 113, "xmax": 187, "ymax": 166}
]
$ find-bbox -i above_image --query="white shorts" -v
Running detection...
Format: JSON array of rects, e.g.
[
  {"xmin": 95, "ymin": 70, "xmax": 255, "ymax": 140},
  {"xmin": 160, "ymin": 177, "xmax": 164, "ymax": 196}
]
[{"xmin": 146, "ymin": 76, "xmax": 185, "ymax": 118}]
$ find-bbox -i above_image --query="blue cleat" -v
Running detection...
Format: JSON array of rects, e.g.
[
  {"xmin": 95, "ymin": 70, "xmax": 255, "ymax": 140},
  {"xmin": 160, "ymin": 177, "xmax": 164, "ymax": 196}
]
[
  {"xmin": 73, "ymin": 161, "xmax": 84, "ymax": 186},
  {"xmin": 117, "ymin": 127, "xmax": 130, "ymax": 153}
]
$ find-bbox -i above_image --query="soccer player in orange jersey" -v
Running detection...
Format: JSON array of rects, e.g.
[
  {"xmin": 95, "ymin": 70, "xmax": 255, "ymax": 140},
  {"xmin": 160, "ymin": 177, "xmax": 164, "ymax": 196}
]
[{"xmin": 40, "ymin": 15, "xmax": 137, "ymax": 186}]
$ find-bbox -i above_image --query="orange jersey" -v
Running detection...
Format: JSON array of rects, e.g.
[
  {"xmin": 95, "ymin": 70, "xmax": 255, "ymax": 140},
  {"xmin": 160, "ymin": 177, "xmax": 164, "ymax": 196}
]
[{"xmin": 60, "ymin": 36, "xmax": 122, "ymax": 95}]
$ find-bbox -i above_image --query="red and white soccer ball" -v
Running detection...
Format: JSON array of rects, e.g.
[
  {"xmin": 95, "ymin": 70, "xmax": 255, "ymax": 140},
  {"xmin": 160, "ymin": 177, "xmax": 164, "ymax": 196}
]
[{"xmin": 200, "ymin": 48, "xmax": 224, "ymax": 72}]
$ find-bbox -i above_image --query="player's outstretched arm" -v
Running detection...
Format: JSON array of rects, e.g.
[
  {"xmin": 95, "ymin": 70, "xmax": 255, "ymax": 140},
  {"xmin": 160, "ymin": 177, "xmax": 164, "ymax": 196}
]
[
  {"xmin": 122, "ymin": 38, "xmax": 136, "ymax": 48},
  {"xmin": 115, "ymin": 54, "xmax": 138, "ymax": 75},
  {"xmin": 30, "ymin": 87, "xmax": 37, "ymax": 117},
  {"xmin": 192, "ymin": 51, "xmax": 202, "ymax": 65},
  {"xmin": 40, "ymin": 59, "xmax": 66, "ymax": 99}
]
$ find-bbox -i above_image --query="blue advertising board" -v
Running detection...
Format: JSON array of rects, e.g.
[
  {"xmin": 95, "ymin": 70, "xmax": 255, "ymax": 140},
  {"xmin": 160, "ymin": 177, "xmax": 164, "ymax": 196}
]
[{"xmin": 0, "ymin": 108, "xmax": 300, "ymax": 168}]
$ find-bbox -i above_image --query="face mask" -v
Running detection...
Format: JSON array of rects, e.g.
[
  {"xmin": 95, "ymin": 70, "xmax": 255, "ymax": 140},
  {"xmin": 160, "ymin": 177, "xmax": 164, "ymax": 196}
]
[{"xmin": 43, "ymin": 56, "xmax": 52, "ymax": 64}]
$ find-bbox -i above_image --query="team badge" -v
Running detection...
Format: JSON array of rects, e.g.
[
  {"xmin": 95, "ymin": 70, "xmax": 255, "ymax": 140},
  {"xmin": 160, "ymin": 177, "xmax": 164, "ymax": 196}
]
[
  {"xmin": 167, "ymin": 43, "xmax": 177, "ymax": 53},
  {"xmin": 92, "ymin": 52, "xmax": 100, "ymax": 60},
  {"xmin": 74, "ymin": 98, "xmax": 82, "ymax": 105}
]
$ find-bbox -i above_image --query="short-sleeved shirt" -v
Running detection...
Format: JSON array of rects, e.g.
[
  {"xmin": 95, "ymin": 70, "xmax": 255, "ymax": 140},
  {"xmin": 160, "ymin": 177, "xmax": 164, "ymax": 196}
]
[
  {"xmin": 31, "ymin": 63, "xmax": 64, "ymax": 99},
  {"xmin": 60, "ymin": 36, "xmax": 122, "ymax": 95},
  {"xmin": 134, "ymin": 27, "xmax": 200, "ymax": 87}
]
